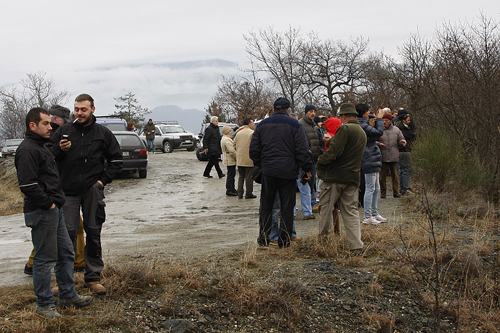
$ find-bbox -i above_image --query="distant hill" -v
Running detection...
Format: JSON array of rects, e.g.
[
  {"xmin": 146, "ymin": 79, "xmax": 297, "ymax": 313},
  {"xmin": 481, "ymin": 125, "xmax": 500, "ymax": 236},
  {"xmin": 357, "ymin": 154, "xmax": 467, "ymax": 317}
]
[{"xmin": 147, "ymin": 105, "xmax": 206, "ymax": 134}]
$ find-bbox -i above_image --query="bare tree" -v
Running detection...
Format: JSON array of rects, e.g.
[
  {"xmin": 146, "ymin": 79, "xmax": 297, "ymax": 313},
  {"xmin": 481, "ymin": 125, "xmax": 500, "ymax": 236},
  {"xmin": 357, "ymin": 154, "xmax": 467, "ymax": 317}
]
[
  {"xmin": 300, "ymin": 35, "xmax": 369, "ymax": 114},
  {"xmin": 0, "ymin": 72, "xmax": 68, "ymax": 140},
  {"xmin": 113, "ymin": 92, "xmax": 150, "ymax": 129},
  {"xmin": 244, "ymin": 27, "xmax": 306, "ymax": 112}
]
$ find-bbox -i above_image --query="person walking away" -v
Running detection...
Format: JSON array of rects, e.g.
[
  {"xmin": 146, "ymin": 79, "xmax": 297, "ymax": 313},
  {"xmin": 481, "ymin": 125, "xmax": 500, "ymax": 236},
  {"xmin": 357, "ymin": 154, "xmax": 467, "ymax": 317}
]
[
  {"xmin": 234, "ymin": 118, "xmax": 256, "ymax": 199},
  {"xmin": 356, "ymin": 104, "xmax": 387, "ymax": 225},
  {"xmin": 316, "ymin": 103, "xmax": 367, "ymax": 251},
  {"xmin": 144, "ymin": 119, "xmax": 156, "ymax": 153},
  {"xmin": 250, "ymin": 97, "xmax": 312, "ymax": 248},
  {"xmin": 50, "ymin": 94, "xmax": 122, "ymax": 295},
  {"xmin": 378, "ymin": 113, "xmax": 406, "ymax": 198},
  {"xmin": 202, "ymin": 116, "xmax": 224, "ymax": 178},
  {"xmin": 221, "ymin": 126, "xmax": 237, "ymax": 196},
  {"xmin": 16, "ymin": 107, "xmax": 92, "ymax": 318}
]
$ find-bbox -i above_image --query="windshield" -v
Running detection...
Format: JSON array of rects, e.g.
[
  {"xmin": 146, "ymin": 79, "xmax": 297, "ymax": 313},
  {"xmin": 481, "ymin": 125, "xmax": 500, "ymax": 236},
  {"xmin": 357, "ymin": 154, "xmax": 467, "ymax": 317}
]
[
  {"xmin": 159, "ymin": 125, "xmax": 185, "ymax": 133},
  {"xmin": 113, "ymin": 134, "xmax": 142, "ymax": 146},
  {"xmin": 5, "ymin": 140, "xmax": 23, "ymax": 146},
  {"xmin": 101, "ymin": 123, "xmax": 127, "ymax": 131}
]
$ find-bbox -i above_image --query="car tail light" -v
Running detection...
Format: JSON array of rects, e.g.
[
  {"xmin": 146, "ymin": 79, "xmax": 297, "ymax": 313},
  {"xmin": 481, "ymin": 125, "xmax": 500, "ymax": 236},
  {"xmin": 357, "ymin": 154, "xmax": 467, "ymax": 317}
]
[{"xmin": 138, "ymin": 148, "xmax": 147, "ymax": 155}]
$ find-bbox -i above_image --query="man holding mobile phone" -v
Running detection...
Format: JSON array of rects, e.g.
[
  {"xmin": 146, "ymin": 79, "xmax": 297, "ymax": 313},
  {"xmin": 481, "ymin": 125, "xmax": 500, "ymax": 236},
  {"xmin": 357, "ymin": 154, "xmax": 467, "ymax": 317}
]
[{"xmin": 50, "ymin": 94, "xmax": 122, "ymax": 296}]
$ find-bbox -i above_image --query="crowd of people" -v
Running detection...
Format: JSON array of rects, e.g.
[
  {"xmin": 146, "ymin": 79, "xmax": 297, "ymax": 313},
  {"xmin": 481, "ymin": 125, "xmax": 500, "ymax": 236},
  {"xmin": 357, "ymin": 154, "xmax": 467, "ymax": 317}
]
[
  {"xmin": 15, "ymin": 93, "xmax": 415, "ymax": 318},
  {"xmin": 203, "ymin": 98, "xmax": 416, "ymax": 249}
]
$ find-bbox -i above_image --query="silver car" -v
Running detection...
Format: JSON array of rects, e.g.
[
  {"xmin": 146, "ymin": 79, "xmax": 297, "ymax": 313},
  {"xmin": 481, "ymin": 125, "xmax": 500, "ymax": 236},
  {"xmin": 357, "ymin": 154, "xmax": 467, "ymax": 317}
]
[{"xmin": 1, "ymin": 139, "xmax": 24, "ymax": 158}]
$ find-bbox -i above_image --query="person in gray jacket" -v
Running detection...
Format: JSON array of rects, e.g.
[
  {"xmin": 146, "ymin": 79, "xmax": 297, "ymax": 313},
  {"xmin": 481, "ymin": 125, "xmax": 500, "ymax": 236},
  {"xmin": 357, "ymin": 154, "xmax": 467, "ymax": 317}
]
[{"xmin": 378, "ymin": 113, "xmax": 406, "ymax": 198}]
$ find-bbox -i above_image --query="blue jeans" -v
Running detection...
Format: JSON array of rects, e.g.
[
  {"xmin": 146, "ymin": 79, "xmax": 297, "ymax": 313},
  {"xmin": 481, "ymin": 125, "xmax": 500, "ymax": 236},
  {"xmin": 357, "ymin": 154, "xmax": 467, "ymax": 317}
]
[
  {"xmin": 269, "ymin": 193, "xmax": 297, "ymax": 241},
  {"xmin": 146, "ymin": 139, "xmax": 155, "ymax": 152},
  {"xmin": 399, "ymin": 152, "xmax": 412, "ymax": 194},
  {"xmin": 296, "ymin": 169, "xmax": 312, "ymax": 216},
  {"xmin": 363, "ymin": 172, "xmax": 380, "ymax": 219},
  {"xmin": 25, "ymin": 206, "xmax": 77, "ymax": 308}
]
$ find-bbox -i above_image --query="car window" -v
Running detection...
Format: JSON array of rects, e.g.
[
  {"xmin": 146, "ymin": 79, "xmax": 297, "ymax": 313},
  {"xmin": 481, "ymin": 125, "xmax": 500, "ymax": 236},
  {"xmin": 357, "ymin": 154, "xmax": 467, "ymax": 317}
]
[
  {"xmin": 155, "ymin": 128, "xmax": 161, "ymax": 135},
  {"xmin": 160, "ymin": 125, "xmax": 184, "ymax": 133},
  {"xmin": 101, "ymin": 123, "xmax": 127, "ymax": 131},
  {"xmin": 113, "ymin": 134, "xmax": 142, "ymax": 146},
  {"xmin": 6, "ymin": 140, "xmax": 23, "ymax": 146}
]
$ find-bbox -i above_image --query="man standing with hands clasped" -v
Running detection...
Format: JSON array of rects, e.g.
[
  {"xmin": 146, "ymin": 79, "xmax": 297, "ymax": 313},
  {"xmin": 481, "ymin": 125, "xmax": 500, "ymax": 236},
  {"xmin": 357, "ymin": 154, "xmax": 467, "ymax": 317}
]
[
  {"xmin": 16, "ymin": 108, "xmax": 92, "ymax": 318},
  {"xmin": 50, "ymin": 94, "xmax": 122, "ymax": 296}
]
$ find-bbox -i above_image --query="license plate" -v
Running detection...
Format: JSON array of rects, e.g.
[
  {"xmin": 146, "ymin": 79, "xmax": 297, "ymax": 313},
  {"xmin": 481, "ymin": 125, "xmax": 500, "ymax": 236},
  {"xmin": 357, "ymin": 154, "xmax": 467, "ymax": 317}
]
[{"xmin": 122, "ymin": 151, "xmax": 130, "ymax": 157}]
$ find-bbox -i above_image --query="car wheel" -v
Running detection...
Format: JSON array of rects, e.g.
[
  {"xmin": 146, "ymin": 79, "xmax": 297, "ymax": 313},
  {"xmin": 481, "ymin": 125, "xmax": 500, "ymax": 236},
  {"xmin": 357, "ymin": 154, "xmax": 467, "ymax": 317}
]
[
  {"xmin": 139, "ymin": 169, "xmax": 147, "ymax": 178},
  {"xmin": 195, "ymin": 147, "xmax": 208, "ymax": 161},
  {"xmin": 163, "ymin": 141, "xmax": 174, "ymax": 153}
]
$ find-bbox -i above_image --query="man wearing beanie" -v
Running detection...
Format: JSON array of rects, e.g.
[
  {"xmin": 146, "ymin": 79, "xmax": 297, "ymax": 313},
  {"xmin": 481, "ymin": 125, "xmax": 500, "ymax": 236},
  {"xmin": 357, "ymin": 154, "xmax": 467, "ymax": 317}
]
[
  {"xmin": 298, "ymin": 104, "xmax": 322, "ymax": 217},
  {"xmin": 250, "ymin": 97, "xmax": 312, "ymax": 248},
  {"xmin": 316, "ymin": 103, "xmax": 366, "ymax": 251}
]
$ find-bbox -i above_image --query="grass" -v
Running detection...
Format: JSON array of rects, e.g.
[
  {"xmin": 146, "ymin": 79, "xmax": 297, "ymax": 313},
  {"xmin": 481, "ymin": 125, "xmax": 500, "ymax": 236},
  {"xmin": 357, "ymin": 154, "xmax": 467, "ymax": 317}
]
[
  {"xmin": 0, "ymin": 159, "xmax": 23, "ymax": 215},
  {"xmin": 1, "ymin": 164, "xmax": 500, "ymax": 331}
]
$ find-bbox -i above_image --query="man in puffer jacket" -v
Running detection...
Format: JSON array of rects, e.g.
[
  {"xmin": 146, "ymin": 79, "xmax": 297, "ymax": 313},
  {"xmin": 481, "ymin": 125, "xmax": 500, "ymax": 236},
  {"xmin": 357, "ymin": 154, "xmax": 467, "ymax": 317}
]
[
  {"xmin": 356, "ymin": 104, "xmax": 387, "ymax": 225},
  {"xmin": 378, "ymin": 113, "xmax": 406, "ymax": 198}
]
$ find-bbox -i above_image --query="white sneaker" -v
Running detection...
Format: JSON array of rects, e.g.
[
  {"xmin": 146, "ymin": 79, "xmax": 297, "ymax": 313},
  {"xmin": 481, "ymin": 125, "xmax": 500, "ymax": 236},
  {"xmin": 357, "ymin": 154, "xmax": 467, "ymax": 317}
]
[
  {"xmin": 362, "ymin": 217, "xmax": 381, "ymax": 225},
  {"xmin": 373, "ymin": 214, "xmax": 387, "ymax": 223}
]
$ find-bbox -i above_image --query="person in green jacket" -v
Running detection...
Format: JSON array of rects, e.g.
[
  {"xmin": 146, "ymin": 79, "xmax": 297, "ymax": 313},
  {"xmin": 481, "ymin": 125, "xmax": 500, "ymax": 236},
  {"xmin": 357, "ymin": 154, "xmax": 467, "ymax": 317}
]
[{"xmin": 316, "ymin": 103, "xmax": 367, "ymax": 251}]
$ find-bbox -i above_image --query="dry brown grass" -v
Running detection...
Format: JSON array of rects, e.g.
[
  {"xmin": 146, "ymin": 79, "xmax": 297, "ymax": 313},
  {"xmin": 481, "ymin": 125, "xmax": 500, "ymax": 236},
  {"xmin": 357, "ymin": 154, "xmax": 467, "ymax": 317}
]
[
  {"xmin": 361, "ymin": 311, "xmax": 395, "ymax": 332},
  {"xmin": 0, "ymin": 159, "xmax": 23, "ymax": 216}
]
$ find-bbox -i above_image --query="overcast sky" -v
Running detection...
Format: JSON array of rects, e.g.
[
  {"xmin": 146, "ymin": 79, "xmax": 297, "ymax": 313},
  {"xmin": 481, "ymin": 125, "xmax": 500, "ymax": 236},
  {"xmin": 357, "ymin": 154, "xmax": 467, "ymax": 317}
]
[{"xmin": 1, "ymin": 0, "xmax": 499, "ymax": 113}]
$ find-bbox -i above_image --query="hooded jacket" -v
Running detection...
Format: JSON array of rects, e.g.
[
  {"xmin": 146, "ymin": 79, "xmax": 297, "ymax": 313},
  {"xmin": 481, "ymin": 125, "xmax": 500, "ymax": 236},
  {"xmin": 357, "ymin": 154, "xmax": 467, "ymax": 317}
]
[
  {"xmin": 15, "ymin": 130, "xmax": 65, "ymax": 212},
  {"xmin": 49, "ymin": 116, "xmax": 123, "ymax": 196}
]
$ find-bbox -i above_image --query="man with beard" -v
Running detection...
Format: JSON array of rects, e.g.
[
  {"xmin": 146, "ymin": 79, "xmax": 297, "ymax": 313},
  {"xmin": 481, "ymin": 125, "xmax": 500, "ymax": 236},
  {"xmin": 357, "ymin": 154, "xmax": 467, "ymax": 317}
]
[{"xmin": 50, "ymin": 94, "xmax": 122, "ymax": 295}]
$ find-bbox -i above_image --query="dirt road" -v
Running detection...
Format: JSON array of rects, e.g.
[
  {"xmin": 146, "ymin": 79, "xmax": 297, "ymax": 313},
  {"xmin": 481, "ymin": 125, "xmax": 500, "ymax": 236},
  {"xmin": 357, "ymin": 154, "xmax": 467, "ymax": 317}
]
[{"xmin": 0, "ymin": 150, "xmax": 405, "ymax": 287}]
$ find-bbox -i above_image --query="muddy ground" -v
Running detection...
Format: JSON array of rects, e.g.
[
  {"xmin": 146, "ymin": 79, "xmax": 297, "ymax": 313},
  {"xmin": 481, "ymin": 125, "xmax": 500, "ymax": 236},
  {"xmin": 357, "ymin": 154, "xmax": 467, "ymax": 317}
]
[{"xmin": 0, "ymin": 150, "xmax": 405, "ymax": 288}]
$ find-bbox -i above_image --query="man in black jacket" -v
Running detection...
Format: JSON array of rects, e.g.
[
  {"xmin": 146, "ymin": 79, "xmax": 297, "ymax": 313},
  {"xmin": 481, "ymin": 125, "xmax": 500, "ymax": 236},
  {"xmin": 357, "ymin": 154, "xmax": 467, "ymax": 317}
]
[
  {"xmin": 50, "ymin": 94, "xmax": 122, "ymax": 295},
  {"xmin": 202, "ymin": 116, "xmax": 224, "ymax": 178},
  {"xmin": 250, "ymin": 97, "xmax": 312, "ymax": 248},
  {"xmin": 16, "ymin": 108, "xmax": 92, "ymax": 318}
]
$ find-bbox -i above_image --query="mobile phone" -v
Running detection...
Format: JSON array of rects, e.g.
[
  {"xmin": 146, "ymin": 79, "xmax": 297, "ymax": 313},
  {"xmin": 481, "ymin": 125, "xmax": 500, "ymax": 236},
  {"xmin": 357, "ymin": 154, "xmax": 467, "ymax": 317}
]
[{"xmin": 62, "ymin": 134, "xmax": 70, "ymax": 141}]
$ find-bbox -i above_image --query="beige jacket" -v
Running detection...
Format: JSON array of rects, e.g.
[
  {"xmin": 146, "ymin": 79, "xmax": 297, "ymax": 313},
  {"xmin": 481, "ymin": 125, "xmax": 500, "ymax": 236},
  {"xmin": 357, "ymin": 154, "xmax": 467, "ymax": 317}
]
[
  {"xmin": 221, "ymin": 135, "xmax": 236, "ymax": 166},
  {"xmin": 234, "ymin": 125, "xmax": 254, "ymax": 167}
]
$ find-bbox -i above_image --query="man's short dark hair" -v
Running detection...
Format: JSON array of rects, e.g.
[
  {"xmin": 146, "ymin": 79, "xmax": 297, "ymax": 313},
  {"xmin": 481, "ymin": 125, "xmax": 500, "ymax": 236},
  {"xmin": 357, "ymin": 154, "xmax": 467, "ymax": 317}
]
[
  {"xmin": 355, "ymin": 103, "xmax": 370, "ymax": 118},
  {"xmin": 243, "ymin": 118, "xmax": 253, "ymax": 126},
  {"xmin": 75, "ymin": 93, "xmax": 94, "ymax": 108},
  {"xmin": 26, "ymin": 108, "xmax": 50, "ymax": 129}
]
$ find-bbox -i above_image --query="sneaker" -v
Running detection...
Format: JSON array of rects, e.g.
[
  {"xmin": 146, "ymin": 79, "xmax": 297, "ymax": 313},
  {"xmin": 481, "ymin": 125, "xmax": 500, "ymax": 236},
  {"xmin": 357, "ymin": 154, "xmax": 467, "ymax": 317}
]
[
  {"xmin": 245, "ymin": 194, "xmax": 257, "ymax": 199},
  {"xmin": 226, "ymin": 191, "xmax": 237, "ymax": 196},
  {"xmin": 24, "ymin": 264, "xmax": 33, "ymax": 276},
  {"xmin": 362, "ymin": 217, "xmax": 381, "ymax": 225},
  {"xmin": 373, "ymin": 214, "xmax": 387, "ymax": 223},
  {"xmin": 218, "ymin": 173, "xmax": 225, "ymax": 179},
  {"xmin": 303, "ymin": 214, "xmax": 315, "ymax": 220},
  {"xmin": 312, "ymin": 205, "xmax": 320, "ymax": 213},
  {"xmin": 36, "ymin": 306, "xmax": 62, "ymax": 318},
  {"xmin": 291, "ymin": 237, "xmax": 302, "ymax": 242},
  {"xmin": 393, "ymin": 193, "xmax": 402, "ymax": 198},
  {"xmin": 58, "ymin": 295, "xmax": 93, "ymax": 309},
  {"xmin": 83, "ymin": 281, "xmax": 107, "ymax": 295},
  {"xmin": 270, "ymin": 240, "xmax": 279, "ymax": 247}
]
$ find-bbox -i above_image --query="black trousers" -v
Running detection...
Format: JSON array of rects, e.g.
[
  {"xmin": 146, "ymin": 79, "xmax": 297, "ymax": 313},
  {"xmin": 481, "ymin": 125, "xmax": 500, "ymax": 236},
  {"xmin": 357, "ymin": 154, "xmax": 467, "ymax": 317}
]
[
  {"xmin": 258, "ymin": 174, "xmax": 296, "ymax": 248},
  {"xmin": 62, "ymin": 182, "xmax": 105, "ymax": 283},
  {"xmin": 226, "ymin": 165, "xmax": 236, "ymax": 193},
  {"xmin": 203, "ymin": 155, "xmax": 223, "ymax": 177}
]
